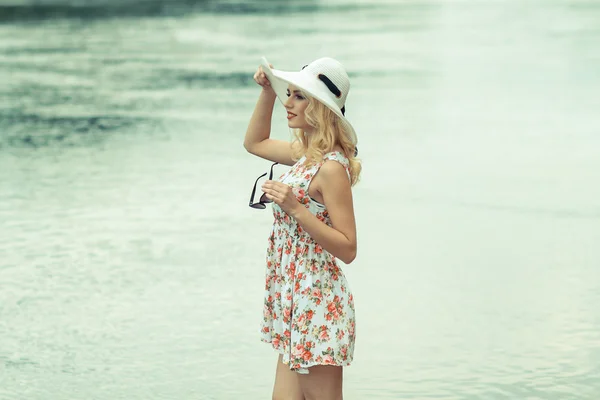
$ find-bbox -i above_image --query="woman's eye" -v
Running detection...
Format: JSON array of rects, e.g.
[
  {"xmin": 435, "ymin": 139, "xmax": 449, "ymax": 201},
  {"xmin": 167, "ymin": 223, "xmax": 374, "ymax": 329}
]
[{"xmin": 296, "ymin": 95, "xmax": 304, "ymax": 100}]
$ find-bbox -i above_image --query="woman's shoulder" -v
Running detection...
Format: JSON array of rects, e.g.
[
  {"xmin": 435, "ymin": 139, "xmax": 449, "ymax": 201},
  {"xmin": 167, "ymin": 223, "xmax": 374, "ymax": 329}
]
[{"xmin": 320, "ymin": 150, "xmax": 351, "ymax": 181}]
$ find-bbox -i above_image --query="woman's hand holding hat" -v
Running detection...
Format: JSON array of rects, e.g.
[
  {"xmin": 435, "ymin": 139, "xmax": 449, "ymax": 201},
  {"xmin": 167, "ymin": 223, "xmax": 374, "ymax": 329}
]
[{"xmin": 253, "ymin": 64, "xmax": 274, "ymax": 93}]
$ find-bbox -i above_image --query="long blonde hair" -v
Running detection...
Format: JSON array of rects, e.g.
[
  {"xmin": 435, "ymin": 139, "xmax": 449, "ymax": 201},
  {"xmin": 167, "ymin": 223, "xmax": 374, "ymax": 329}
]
[{"xmin": 291, "ymin": 96, "xmax": 362, "ymax": 186}]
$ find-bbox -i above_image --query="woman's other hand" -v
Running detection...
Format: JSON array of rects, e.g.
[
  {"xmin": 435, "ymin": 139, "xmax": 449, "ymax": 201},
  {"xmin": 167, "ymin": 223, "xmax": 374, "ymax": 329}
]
[{"xmin": 261, "ymin": 180, "xmax": 302, "ymax": 217}]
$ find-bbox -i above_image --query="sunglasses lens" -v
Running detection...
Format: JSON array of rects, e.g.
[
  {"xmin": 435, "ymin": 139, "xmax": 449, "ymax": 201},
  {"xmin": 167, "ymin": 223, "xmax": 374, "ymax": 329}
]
[
  {"xmin": 260, "ymin": 193, "xmax": 272, "ymax": 204},
  {"xmin": 250, "ymin": 202, "xmax": 266, "ymax": 209}
]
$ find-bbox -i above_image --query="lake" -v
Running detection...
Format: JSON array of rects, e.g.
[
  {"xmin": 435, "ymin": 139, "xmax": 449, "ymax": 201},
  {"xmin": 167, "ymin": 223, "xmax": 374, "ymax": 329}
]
[{"xmin": 1, "ymin": 0, "xmax": 599, "ymax": 398}]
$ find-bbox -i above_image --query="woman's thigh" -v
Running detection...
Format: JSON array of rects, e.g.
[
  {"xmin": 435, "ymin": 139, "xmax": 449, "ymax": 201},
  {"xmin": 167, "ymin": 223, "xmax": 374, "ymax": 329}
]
[
  {"xmin": 298, "ymin": 365, "xmax": 343, "ymax": 400},
  {"xmin": 273, "ymin": 354, "xmax": 304, "ymax": 400}
]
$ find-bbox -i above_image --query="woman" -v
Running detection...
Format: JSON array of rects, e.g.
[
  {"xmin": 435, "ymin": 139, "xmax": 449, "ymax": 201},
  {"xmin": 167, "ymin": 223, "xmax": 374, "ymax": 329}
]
[{"xmin": 244, "ymin": 56, "xmax": 361, "ymax": 400}]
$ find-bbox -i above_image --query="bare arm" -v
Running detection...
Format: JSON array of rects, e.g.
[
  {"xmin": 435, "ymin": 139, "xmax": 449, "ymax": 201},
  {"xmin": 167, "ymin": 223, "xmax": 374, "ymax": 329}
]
[
  {"xmin": 243, "ymin": 67, "xmax": 296, "ymax": 166},
  {"xmin": 262, "ymin": 160, "xmax": 357, "ymax": 264}
]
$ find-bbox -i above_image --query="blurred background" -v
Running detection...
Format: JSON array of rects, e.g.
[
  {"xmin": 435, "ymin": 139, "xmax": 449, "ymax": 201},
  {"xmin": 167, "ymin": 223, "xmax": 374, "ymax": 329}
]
[{"xmin": 1, "ymin": 0, "xmax": 599, "ymax": 399}]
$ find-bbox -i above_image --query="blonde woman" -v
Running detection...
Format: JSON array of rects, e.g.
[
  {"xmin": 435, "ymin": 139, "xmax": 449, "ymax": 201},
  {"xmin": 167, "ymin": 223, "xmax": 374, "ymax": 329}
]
[{"xmin": 244, "ymin": 57, "xmax": 361, "ymax": 400}]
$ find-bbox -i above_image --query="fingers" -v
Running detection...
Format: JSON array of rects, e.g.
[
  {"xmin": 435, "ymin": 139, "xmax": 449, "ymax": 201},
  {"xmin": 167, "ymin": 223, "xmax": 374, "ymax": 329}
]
[
  {"xmin": 263, "ymin": 192, "xmax": 276, "ymax": 202},
  {"xmin": 263, "ymin": 182, "xmax": 301, "ymax": 216},
  {"xmin": 262, "ymin": 182, "xmax": 286, "ymax": 198},
  {"xmin": 254, "ymin": 66, "xmax": 271, "ymax": 88},
  {"xmin": 262, "ymin": 180, "xmax": 283, "ymax": 192},
  {"xmin": 261, "ymin": 184, "xmax": 275, "ymax": 197},
  {"xmin": 263, "ymin": 182, "xmax": 294, "ymax": 203},
  {"xmin": 262, "ymin": 188, "xmax": 280, "ymax": 204}
]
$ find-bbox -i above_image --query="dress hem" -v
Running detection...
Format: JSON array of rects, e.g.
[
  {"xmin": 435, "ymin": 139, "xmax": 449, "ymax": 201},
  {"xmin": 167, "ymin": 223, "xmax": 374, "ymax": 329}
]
[{"xmin": 260, "ymin": 337, "xmax": 353, "ymax": 371}]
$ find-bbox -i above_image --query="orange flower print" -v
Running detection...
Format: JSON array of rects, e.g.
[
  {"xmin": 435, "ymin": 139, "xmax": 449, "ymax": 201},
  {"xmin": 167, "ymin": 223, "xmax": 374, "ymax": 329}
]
[
  {"xmin": 286, "ymin": 261, "xmax": 296, "ymax": 279},
  {"xmin": 311, "ymin": 287, "xmax": 322, "ymax": 305},
  {"xmin": 303, "ymin": 350, "xmax": 313, "ymax": 362},
  {"xmin": 325, "ymin": 296, "xmax": 343, "ymax": 321},
  {"xmin": 297, "ymin": 312, "xmax": 306, "ymax": 325},
  {"xmin": 318, "ymin": 325, "xmax": 330, "ymax": 341},
  {"xmin": 327, "ymin": 301, "xmax": 336, "ymax": 313},
  {"xmin": 340, "ymin": 345, "xmax": 348, "ymax": 360},
  {"xmin": 314, "ymin": 243, "xmax": 323, "ymax": 254},
  {"xmin": 309, "ymin": 260, "xmax": 319, "ymax": 274},
  {"xmin": 292, "ymin": 344, "xmax": 303, "ymax": 360},
  {"xmin": 285, "ymin": 238, "xmax": 292, "ymax": 254}
]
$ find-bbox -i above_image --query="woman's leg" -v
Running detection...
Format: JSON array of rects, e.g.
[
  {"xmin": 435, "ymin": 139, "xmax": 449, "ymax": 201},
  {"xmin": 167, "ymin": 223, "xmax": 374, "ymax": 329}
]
[
  {"xmin": 272, "ymin": 354, "xmax": 305, "ymax": 400},
  {"xmin": 298, "ymin": 365, "xmax": 343, "ymax": 400}
]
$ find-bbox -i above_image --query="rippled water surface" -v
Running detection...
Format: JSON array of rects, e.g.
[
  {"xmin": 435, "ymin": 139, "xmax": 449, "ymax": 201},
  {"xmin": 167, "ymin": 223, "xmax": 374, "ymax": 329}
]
[{"xmin": 1, "ymin": 0, "xmax": 600, "ymax": 399}]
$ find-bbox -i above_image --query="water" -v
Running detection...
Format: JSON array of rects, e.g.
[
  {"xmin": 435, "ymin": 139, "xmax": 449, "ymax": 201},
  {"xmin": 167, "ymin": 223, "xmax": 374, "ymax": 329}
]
[{"xmin": 1, "ymin": 0, "xmax": 600, "ymax": 398}]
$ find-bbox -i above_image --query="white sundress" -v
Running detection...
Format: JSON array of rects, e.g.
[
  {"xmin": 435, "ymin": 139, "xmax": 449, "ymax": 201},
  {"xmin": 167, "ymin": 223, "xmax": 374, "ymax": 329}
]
[{"xmin": 260, "ymin": 151, "xmax": 356, "ymax": 373}]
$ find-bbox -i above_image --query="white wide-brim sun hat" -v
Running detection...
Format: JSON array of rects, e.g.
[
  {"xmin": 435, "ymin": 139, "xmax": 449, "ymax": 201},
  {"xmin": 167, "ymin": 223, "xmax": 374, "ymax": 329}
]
[{"xmin": 260, "ymin": 56, "xmax": 358, "ymax": 147}]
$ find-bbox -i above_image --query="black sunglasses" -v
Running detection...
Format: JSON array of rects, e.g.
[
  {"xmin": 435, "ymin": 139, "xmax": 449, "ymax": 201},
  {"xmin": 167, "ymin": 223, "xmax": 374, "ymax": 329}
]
[{"xmin": 249, "ymin": 162, "xmax": 279, "ymax": 209}]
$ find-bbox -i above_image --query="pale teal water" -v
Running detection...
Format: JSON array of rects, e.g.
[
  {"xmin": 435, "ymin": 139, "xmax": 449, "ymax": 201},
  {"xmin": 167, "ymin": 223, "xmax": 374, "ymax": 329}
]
[{"xmin": 1, "ymin": 1, "xmax": 600, "ymax": 399}]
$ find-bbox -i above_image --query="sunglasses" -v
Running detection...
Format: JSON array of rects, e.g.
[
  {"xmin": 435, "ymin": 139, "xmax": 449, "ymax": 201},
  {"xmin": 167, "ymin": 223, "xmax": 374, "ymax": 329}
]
[{"xmin": 249, "ymin": 162, "xmax": 279, "ymax": 209}]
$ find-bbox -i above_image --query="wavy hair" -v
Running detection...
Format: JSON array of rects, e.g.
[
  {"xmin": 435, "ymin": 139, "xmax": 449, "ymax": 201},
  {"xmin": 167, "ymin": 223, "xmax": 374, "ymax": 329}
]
[{"xmin": 291, "ymin": 95, "xmax": 362, "ymax": 186}]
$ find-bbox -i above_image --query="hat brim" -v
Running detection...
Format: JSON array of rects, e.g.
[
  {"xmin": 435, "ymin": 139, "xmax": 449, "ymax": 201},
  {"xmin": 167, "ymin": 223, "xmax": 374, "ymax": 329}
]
[{"xmin": 261, "ymin": 56, "xmax": 358, "ymax": 146}]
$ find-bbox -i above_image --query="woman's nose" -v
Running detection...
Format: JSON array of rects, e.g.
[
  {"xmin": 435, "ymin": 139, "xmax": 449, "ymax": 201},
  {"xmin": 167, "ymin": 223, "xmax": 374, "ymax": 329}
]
[{"xmin": 284, "ymin": 97, "xmax": 293, "ymax": 108}]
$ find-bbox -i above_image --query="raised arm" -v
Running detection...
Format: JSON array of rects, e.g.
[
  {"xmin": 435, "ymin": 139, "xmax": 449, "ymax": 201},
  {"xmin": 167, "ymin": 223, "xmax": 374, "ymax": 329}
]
[{"xmin": 243, "ymin": 65, "xmax": 296, "ymax": 166}]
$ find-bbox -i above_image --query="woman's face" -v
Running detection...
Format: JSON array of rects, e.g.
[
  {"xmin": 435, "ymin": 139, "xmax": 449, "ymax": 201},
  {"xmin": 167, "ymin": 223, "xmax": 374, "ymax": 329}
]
[{"xmin": 284, "ymin": 84, "xmax": 312, "ymax": 132}]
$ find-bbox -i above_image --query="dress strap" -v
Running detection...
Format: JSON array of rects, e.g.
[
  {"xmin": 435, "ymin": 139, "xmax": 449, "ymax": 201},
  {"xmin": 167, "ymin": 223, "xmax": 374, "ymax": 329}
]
[{"xmin": 322, "ymin": 151, "xmax": 351, "ymax": 182}]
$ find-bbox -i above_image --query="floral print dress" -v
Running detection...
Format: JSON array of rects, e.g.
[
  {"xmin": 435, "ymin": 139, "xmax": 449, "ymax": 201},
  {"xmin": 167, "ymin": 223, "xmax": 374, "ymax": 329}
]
[{"xmin": 260, "ymin": 151, "xmax": 356, "ymax": 373}]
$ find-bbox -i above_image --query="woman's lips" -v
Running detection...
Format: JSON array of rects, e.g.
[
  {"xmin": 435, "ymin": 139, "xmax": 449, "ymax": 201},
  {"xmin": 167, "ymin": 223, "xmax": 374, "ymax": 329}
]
[{"xmin": 287, "ymin": 112, "xmax": 297, "ymax": 120}]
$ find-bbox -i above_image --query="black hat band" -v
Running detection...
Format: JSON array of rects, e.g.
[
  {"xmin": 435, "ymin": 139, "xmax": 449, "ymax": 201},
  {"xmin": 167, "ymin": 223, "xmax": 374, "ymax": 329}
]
[{"xmin": 301, "ymin": 65, "xmax": 346, "ymax": 116}]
